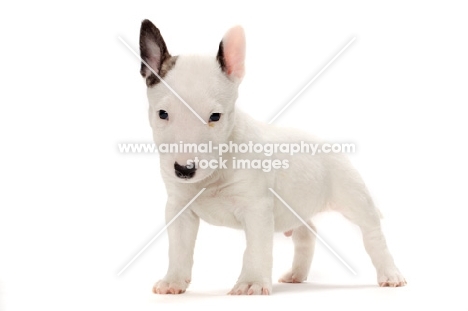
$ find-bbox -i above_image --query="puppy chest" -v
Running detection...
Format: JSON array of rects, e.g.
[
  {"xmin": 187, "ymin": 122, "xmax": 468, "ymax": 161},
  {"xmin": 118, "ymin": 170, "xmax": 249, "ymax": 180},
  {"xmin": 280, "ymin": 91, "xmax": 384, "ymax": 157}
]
[{"xmin": 190, "ymin": 196, "xmax": 243, "ymax": 229}]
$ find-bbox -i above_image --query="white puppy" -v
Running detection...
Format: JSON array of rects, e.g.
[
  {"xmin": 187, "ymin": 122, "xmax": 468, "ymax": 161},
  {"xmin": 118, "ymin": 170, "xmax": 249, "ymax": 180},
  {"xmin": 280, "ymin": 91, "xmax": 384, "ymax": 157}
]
[{"xmin": 138, "ymin": 19, "xmax": 406, "ymax": 295}]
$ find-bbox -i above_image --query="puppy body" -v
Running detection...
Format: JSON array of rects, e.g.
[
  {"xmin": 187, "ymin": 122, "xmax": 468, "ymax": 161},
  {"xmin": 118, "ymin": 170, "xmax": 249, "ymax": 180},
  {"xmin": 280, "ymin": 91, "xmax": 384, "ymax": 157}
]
[{"xmin": 139, "ymin": 20, "xmax": 406, "ymax": 295}]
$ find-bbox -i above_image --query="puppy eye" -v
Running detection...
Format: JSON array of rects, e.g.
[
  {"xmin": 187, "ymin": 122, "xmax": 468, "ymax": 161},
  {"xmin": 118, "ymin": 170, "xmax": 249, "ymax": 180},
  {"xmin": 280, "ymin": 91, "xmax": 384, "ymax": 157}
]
[
  {"xmin": 159, "ymin": 110, "xmax": 168, "ymax": 120},
  {"xmin": 209, "ymin": 113, "xmax": 221, "ymax": 122}
]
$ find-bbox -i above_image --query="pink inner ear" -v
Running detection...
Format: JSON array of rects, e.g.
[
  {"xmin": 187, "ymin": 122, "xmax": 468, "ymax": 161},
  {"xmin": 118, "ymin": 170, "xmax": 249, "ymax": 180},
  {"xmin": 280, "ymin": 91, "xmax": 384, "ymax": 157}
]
[
  {"xmin": 145, "ymin": 40, "xmax": 162, "ymax": 76},
  {"xmin": 222, "ymin": 26, "xmax": 246, "ymax": 80}
]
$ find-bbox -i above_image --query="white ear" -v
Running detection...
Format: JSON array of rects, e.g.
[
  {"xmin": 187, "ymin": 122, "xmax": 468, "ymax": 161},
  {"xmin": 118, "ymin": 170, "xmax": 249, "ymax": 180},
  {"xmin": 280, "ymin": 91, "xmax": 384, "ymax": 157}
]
[{"xmin": 216, "ymin": 26, "xmax": 246, "ymax": 81}]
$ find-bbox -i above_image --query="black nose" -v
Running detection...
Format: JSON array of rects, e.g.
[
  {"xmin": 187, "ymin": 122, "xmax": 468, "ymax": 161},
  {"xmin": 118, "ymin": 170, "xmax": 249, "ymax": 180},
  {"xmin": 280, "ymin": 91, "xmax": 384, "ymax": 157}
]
[{"xmin": 174, "ymin": 162, "xmax": 196, "ymax": 179}]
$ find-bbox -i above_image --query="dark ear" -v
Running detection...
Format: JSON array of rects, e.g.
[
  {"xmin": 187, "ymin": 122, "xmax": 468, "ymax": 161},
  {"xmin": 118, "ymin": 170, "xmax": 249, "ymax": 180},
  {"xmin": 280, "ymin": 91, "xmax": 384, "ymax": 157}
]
[
  {"xmin": 216, "ymin": 26, "xmax": 246, "ymax": 82},
  {"xmin": 139, "ymin": 20, "xmax": 171, "ymax": 87}
]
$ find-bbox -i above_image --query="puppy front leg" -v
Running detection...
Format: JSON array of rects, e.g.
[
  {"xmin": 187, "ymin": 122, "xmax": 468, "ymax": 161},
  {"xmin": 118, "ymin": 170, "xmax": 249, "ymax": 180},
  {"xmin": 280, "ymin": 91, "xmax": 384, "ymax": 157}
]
[
  {"xmin": 229, "ymin": 207, "xmax": 274, "ymax": 295},
  {"xmin": 153, "ymin": 200, "xmax": 200, "ymax": 294}
]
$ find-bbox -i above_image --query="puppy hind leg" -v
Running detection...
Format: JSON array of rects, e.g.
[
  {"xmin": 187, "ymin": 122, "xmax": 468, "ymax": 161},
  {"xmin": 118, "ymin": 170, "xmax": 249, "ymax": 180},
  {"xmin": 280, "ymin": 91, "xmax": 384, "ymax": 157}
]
[
  {"xmin": 279, "ymin": 220, "xmax": 316, "ymax": 283},
  {"xmin": 360, "ymin": 225, "xmax": 407, "ymax": 287},
  {"xmin": 334, "ymin": 180, "xmax": 406, "ymax": 287}
]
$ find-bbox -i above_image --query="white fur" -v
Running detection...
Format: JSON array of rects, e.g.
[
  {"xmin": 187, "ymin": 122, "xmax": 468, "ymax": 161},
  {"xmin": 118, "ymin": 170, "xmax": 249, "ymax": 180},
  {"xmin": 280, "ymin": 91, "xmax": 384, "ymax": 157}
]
[{"xmin": 145, "ymin": 26, "xmax": 406, "ymax": 295}]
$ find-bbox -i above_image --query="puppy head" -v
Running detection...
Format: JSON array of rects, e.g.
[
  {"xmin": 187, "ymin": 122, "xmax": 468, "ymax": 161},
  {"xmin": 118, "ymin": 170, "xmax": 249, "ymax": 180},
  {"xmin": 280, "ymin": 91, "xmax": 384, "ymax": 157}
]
[{"xmin": 139, "ymin": 20, "xmax": 245, "ymax": 183}]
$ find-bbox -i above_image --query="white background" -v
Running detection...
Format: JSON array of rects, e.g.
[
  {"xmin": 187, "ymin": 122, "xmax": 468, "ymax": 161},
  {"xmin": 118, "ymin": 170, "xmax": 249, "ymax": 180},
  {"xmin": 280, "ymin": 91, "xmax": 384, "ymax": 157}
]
[{"xmin": 1, "ymin": 1, "xmax": 468, "ymax": 310}]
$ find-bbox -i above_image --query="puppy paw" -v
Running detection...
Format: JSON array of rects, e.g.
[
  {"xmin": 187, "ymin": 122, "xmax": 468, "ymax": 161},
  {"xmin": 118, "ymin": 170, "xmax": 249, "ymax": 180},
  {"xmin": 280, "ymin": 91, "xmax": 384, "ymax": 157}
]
[
  {"xmin": 152, "ymin": 279, "xmax": 190, "ymax": 294},
  {"xmin": 377, "ymin": 266, "xmax": 407, "ymax": 287},
  {"xmin": 228, "ymin": 281, "xmax": 272, "ymax": 295},
  {"xmin": 278, "ymin": 269, "xmax": 307, "ymax": 283}
]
